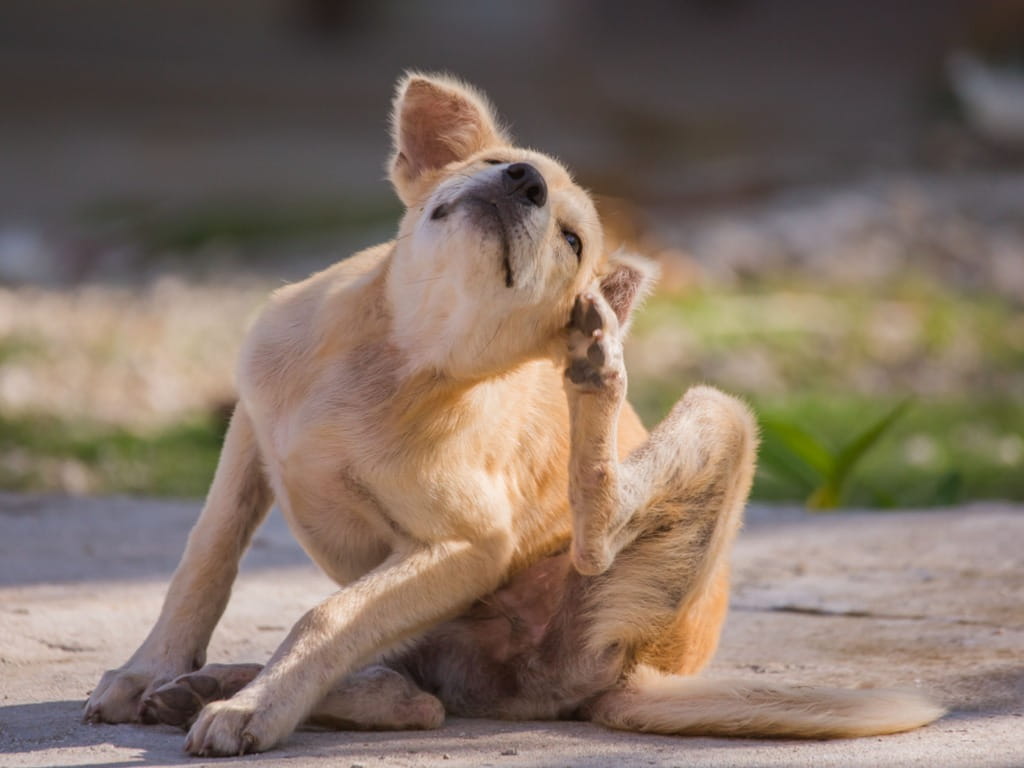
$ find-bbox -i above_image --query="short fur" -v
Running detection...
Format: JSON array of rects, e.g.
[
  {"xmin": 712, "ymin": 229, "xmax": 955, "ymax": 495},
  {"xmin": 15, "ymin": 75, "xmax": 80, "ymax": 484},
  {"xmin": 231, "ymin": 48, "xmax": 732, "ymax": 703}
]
[{"xmin": 84, "ymin": 73, "xmax": 944, "ymax": 756}]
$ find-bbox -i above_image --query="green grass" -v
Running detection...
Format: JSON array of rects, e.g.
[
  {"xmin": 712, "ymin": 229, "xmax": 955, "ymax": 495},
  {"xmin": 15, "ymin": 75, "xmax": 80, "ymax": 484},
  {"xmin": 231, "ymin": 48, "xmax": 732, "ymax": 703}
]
[
  {"xmin": 1, "ymin": 278, "xmax": 1019, "ymax": 506},
  {"xmin": 629, "ymin": 284, "xmax": 1024, "ymax": 396},
  {"xmin": 2, "ymin": 394, "xmax": 1019, "ymax": 506},
  {"xmin": 760, "ymin": 395, "xmax": 1024, "ymax": 506},
  {"xmin": 627, "ymin": 281, "xmax": 1023, "ymax": 507},
  {"xmin": 760, "ymin": 398, "xmax": 913, "ymax": 509},
  {"xmin": 0, "ymin": 411, "xmax": 226, "ymax": 498},
  {"xmin": 0, "ymin": 333, "xmax": 46, "ymax": 365},
  {"xmin": 632, "ymin": 389, "xmax": 1024, "ymax": 507}
]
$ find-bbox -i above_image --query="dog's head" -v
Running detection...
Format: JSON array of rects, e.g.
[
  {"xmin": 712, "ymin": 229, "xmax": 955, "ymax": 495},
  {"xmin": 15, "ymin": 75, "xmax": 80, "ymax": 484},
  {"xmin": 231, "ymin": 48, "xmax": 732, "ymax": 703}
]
[{"xmin": 385, "ymin": 73, "xmax": 657, "ymax": 378}]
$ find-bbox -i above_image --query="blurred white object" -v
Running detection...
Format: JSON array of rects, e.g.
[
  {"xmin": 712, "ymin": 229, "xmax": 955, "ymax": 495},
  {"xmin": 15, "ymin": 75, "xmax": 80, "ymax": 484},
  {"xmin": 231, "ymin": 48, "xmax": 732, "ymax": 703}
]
[{"xmin": 948, "ymin": 51, "xmax": 1024, "ymax": 145}]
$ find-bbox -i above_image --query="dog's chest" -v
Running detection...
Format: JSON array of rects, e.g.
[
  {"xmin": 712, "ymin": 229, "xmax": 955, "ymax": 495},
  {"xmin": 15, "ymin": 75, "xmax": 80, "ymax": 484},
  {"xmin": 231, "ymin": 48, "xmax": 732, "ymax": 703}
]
[
  {"xmin": 259, "ymin": 385, "xmax": 516, "ymax": 561},
  {"xmin": 246, "ymin": 322, "xmax": 573, "ymax": 576}
]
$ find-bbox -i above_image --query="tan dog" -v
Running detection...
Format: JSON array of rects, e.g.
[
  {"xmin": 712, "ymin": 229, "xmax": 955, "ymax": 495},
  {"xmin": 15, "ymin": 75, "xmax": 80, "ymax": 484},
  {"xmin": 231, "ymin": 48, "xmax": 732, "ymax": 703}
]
[{"xmin": 84, "ymin": 73, "xmax": 943, "ymax": 756}]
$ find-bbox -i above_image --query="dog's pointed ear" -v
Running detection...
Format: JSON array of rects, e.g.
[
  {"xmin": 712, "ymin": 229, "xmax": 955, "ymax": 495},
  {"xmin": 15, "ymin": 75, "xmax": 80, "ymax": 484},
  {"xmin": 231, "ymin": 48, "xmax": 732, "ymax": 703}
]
[
  {"xmin": 599, "ymin": 250, "xmax": 660, "ymax": 334},
  {"xmin": 389, "ymin": 73, "xmax": 508, "ymax": 206}
]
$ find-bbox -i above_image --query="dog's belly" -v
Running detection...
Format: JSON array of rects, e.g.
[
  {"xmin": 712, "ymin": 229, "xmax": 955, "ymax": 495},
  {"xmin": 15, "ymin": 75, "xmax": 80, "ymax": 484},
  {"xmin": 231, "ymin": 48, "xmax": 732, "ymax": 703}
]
[{"xmin": 394, "ymin": 550, "xmax": 627, "ymax": 720}]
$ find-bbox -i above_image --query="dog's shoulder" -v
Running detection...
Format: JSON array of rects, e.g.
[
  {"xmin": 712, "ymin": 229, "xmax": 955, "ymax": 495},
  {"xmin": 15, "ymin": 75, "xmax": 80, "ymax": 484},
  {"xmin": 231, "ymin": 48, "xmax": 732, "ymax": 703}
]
[{"xmin": 237, "ymin": 242, "xmax": 394, "ymax": 404}]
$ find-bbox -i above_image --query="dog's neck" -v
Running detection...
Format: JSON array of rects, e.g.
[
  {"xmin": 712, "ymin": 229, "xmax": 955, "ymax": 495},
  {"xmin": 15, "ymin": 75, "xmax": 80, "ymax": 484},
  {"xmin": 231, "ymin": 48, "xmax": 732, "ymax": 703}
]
[
  {"xmin": 388, "ymin": 359, "xmax": 549, "ymax": 439},
  {"xmin": 383, "ymin": 250, "xmax": 560, "ymax": 384}
]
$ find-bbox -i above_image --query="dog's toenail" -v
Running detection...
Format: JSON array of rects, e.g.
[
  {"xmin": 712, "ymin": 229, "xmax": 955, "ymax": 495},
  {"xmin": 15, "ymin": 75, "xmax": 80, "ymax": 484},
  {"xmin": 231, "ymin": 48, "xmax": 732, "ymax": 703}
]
[{"xmin": 241, "ymin": 732, "xmax": 257, "ymax": 755}]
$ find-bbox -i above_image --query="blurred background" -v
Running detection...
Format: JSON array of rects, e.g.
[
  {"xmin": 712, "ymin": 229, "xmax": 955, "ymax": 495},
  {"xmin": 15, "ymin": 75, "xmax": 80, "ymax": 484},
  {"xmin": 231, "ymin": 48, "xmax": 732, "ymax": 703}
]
[{"xmin": 1, "ymin": 0, "xmax": 1022, "ymax": 507}]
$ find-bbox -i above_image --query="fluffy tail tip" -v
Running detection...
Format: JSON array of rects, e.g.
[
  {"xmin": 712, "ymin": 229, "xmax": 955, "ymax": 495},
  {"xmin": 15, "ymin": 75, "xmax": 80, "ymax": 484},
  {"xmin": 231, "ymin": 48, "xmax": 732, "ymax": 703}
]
[{"xmin": 590, "ymin": 669, "xmax": 946, "ymax": 740}]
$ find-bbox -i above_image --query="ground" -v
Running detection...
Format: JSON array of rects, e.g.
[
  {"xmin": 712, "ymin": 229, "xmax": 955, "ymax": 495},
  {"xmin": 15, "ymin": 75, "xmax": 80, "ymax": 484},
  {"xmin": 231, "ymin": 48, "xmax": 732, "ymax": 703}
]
[{"xmin": 1, "ymin": 495, "xmax": 1021, "ymax": 768}]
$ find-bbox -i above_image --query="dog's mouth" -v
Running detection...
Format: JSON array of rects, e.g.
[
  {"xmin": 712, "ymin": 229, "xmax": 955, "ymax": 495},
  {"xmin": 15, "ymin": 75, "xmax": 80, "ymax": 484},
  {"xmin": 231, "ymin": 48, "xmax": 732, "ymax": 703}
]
[{"xmin": 433, "ymin": 196, "xmax": 515, "ymax": 288}]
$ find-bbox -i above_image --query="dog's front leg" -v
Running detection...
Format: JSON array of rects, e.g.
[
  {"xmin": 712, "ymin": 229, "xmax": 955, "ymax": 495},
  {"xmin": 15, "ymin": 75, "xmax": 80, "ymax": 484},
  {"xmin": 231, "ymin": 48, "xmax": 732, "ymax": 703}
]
[
  {"xmin": 563, "ymin": 292, "xmax": 634, "ymax": 575},
  {"xmin": 184, "ymin": 531, "xmax": 511, "ymax": 756},
  {"xmin": 85, "ymin": 404, "xmax": 272, "ymax": 723},
  {"xmin": 563, "ymin": 291, "xmax": 756, "ymax": 580}
]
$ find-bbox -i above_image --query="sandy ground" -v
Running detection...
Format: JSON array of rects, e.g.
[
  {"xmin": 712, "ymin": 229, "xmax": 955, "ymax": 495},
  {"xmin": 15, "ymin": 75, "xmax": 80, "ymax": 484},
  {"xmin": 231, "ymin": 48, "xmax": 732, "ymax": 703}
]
[{"xmin": 1, "ymin": 495, "xmax": 1022, "ymax": 768}]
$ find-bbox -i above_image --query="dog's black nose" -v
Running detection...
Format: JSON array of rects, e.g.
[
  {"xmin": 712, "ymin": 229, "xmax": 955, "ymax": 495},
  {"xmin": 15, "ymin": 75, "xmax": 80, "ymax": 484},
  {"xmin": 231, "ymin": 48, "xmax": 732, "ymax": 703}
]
[{"xmin": 503, "ymin": 163, "xmax": 547, "ymax": 208}]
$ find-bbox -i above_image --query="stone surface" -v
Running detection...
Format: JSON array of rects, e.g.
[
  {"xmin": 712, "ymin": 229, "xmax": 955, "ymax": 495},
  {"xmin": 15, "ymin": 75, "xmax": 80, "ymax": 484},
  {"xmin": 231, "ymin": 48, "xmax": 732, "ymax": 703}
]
[{"xmin": 1, "ymin": 494, "xmax": 1022, "ymax": 767}]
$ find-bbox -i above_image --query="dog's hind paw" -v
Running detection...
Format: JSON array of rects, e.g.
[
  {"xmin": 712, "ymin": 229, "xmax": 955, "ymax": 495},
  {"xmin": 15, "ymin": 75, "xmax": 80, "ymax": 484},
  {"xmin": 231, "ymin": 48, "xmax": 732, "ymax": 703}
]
[
  {"xmin": 141, "ymin": 663, "xmax": 263, "ymax": 729},
  {"xmin": 565, "ymin": 292, "xmax": 624, "ymax": 392}
]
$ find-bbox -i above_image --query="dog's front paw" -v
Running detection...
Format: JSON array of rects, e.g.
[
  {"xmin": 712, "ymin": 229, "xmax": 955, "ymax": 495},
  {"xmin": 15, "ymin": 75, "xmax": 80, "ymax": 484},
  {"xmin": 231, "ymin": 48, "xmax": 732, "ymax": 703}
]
[
  {"xmin": 184, "ymin": 692, "xmax": 294, "ymax": 757},
  {"xmin": 565, "ymin": 291, "xmax": 624, "ymax": 392},
  {"xmin": 84, "ymin": 660, "xmax": 191, "ymax": 724},
  {"xmin": 142, "ymin": 663, "xmax": 263, "ymax": 729}
]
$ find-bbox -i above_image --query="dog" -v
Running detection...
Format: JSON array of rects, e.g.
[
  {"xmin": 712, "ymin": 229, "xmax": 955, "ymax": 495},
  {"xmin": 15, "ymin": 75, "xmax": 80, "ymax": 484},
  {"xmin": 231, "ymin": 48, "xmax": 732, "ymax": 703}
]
[{"xmin": 83, "ymin": 73, "xmax": 944, "ymax": 756}]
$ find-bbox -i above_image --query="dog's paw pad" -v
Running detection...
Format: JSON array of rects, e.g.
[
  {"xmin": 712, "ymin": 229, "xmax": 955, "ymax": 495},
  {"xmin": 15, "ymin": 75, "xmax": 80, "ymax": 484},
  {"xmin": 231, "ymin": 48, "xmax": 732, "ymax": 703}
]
[{"xmin": 566, "ymin": 293, "xmax": 623, "ymax": 390}]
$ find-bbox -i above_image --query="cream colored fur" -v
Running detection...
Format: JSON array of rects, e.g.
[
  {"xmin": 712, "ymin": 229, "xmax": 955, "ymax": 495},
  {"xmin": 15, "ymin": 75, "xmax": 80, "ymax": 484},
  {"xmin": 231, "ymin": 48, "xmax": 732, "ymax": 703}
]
[
  {"xmin": 592, "ymin": 665, "xmax": 946, "ymax": 739},
  {"xmin": 84, "ymin": 73, "xmax": 944, "ymax": 755}
]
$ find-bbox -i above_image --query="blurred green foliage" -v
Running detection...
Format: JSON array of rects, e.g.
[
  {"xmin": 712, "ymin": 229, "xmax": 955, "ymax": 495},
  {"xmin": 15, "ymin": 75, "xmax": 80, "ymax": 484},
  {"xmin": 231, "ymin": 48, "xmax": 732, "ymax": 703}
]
[
  {"xmin": 627, "ymin": 283, "xmax": 1023, "ymax": 508},
  {"xmin": 1, "ymin": 276, "xmax": 1020, "ymax": 507},
  {"xmin": 632, "ymin": 389, "xmax": 1024, "ymax": 507},
  {"xmin": 0, "ymin": 411, "xmax": 225, "ymax": 497},
  {"xmin": 759, "ymin": 400, "xmax": 912, "ymax": 509},
  {"xmin": 3, "ymin": 393, "xmax": 1020, "ymax": 506}
]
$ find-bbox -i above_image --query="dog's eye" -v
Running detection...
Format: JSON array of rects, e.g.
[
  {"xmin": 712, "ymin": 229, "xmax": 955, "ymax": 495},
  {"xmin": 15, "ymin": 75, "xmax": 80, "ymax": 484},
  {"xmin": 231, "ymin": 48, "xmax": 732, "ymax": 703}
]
[
  {"xmin": 563, "ymin": 229, "xmax": 582, "ymax": 259},
  {"xmin": 483, "ymin": 158, "xmax": 503, "ymax": 165}
]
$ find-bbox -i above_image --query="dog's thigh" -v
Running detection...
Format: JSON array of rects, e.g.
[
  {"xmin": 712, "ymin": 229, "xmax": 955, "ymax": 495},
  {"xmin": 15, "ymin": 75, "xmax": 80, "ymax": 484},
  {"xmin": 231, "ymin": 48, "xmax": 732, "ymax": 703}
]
[
  {"xmin": 395, "ymin": 388, "xmax": 756, "ymax": 719},
  {"xmin": 586, "ymin": 385, "xmax": 757, "ymax": 673}
]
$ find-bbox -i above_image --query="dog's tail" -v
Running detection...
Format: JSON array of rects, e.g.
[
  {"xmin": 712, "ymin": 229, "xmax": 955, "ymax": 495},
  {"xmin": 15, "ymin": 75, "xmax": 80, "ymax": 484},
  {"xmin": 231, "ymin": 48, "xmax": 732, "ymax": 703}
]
[{"xmin": 588, "ymin": 665, "xmax": 945, "ymax": 739}]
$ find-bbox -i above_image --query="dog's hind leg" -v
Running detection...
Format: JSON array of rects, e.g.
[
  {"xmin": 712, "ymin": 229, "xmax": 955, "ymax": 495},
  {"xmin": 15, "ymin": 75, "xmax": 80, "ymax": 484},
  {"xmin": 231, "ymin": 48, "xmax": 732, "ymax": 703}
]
[
  {"xmin": 587, "ymin": 385, "xmax": 756, "ymax": 675},
  {"xmin": 142, "ymin": 663, "xmax": 264, "ymax": 728},
  {"xmin": 562, "ymin": 304, "xmax": 943, "ymax": 736},
  {"xmin": 143, "ymin": 663, "xmax": 444, "ymax": 732},
  {"xmin": 563, "ymin": 291, "xmax": 756, "ymax": 674},
  {"xmin": 389, "ymin": 349, "xmax": 757, "ymax": 722},
  {"xmin": 84, "ymin": 403, "xmax": 273, "ymax": 724}
]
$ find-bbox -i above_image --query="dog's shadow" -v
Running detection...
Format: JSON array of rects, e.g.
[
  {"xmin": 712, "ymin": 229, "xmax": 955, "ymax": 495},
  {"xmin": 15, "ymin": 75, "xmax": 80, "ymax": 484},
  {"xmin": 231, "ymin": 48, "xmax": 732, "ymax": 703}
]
[
  {"xmin": 1, "ymin": 699, "xmax": 206, "ymax": 767},
  {"xmin": 3, "ymin": 694, "xmax": 1013, "ymax": 767},
  {"xmin": 0, "ymin": 698, "xmax": 630, "ymax": 766}
]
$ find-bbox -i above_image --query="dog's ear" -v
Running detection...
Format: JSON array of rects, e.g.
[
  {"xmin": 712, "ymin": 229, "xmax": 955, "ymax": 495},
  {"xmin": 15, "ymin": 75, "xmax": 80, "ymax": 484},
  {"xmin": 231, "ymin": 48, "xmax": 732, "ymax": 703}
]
[
  {"xmin": 599, "ymin": 250, "xmax": 660, "ymax": 334},
  {"xmin": 389, "ymin": 73, "xmax": 508, "ymax": 206}
]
